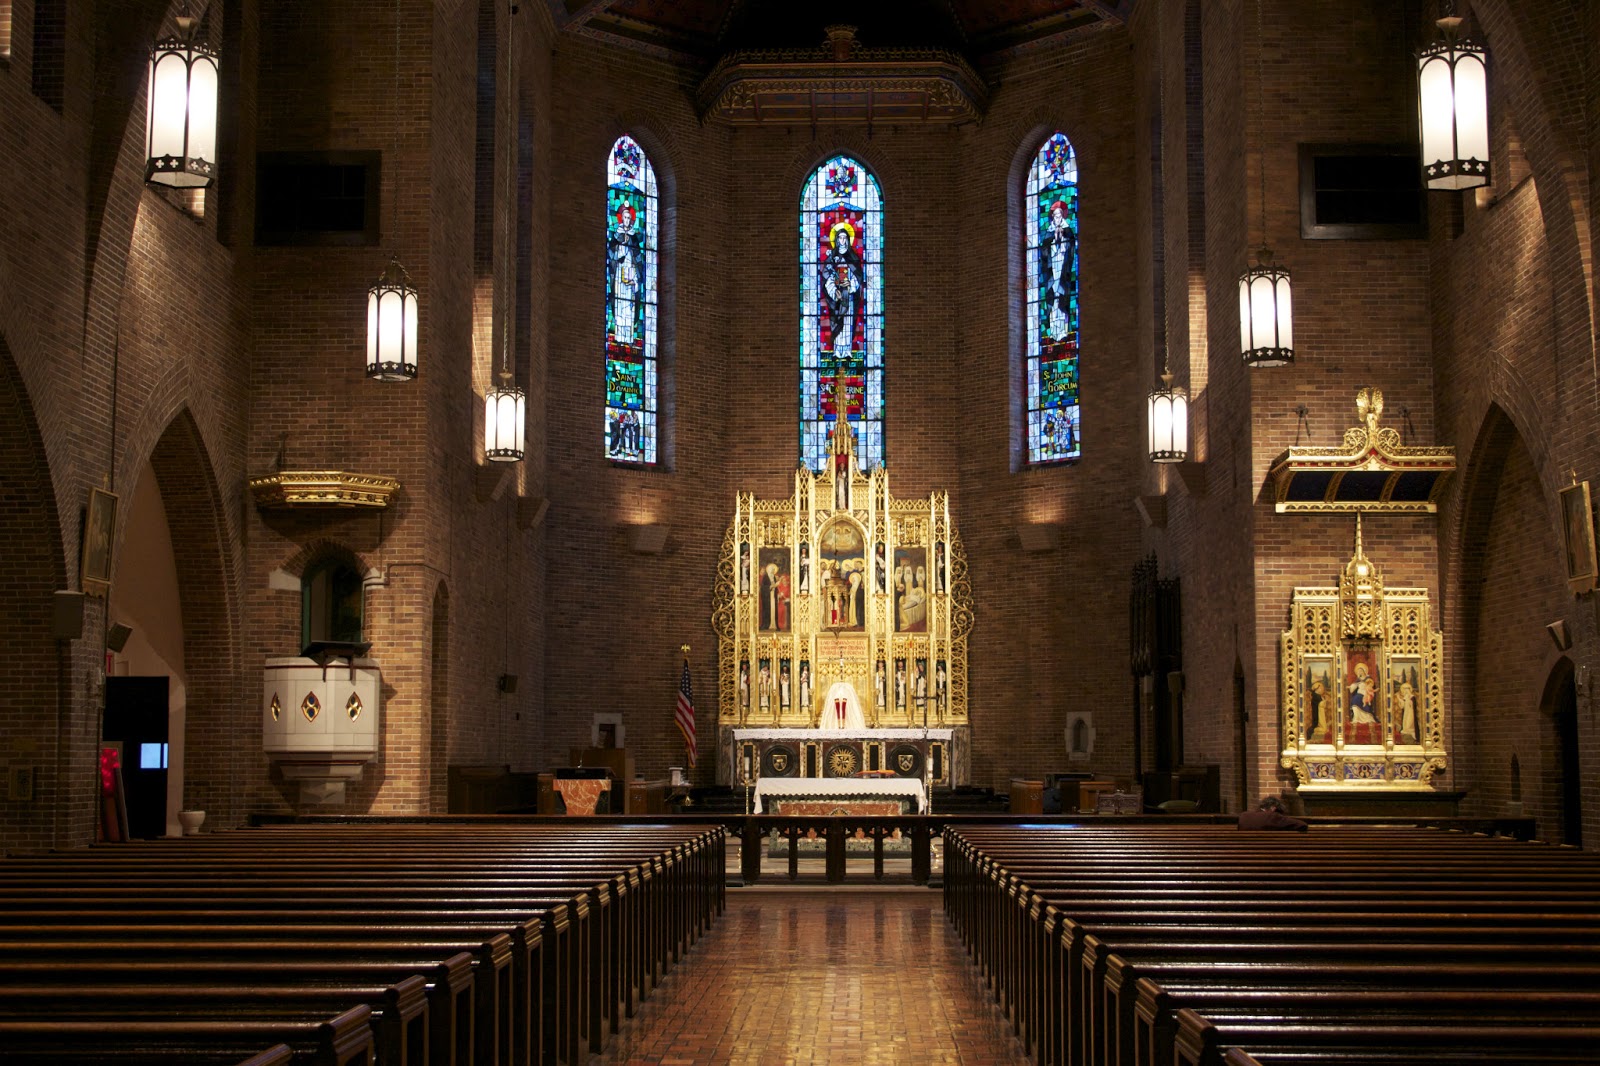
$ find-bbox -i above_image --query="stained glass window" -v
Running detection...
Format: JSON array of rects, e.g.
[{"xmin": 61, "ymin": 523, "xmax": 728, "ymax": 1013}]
[
  {"xmin": 1025, "ymin": 132, "xmax": 1081, "ymax": 463},
  {"xmin": 604, "ymin": 135, "xmax": 658, "ymax": 464},
  {"xmin": 800, "ymin": 155, "xmax": 883, "ymax": 473}
]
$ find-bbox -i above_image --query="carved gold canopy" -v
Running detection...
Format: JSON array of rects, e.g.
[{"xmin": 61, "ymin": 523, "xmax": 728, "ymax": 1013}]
[
  {"xmin": 249, "ymin": 471, "xmax": 400, "ymax": 510},
  {"xmin": 1280, "ymin": 517, "xmax": 1447, "ymax": 789},
  {"xmin": 1268, "ymin": 389, "xmax": 1456, "ymax": 513},
  {"xmin": 711, "ymin": 424, "xmax": 973, "ymax": 728}
]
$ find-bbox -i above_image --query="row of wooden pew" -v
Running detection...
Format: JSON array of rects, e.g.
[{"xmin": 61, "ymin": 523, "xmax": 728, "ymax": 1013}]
[
  {"xmin": 943, "ymin": 824, "xmax": 1600, "ymax": 1066},
  {"xmin": 0, "ymin": 821, "xmax": 725, "ymax": 1065}
]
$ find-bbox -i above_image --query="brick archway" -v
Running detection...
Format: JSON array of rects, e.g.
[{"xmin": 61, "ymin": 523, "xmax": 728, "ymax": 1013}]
[
  {"xmin": 0, "ymin": 333, "xmax": 70, "ymax": 854},
  {"xmin": 145, "ymin": 410, "xmax": 243, "ymax": 828}
]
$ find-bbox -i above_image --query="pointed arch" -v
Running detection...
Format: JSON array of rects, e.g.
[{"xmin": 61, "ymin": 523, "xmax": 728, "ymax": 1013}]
[
  {"xmin": 1023, "ymin": 131, "xmax": 1082, "ymax": 464},
  {"xmin": 603, "ymin": 134, "xmax": 659, "ymax": 465},
  {"xmin": 800, "ymin": 153, "xmax": 884, "ymax": 473}
]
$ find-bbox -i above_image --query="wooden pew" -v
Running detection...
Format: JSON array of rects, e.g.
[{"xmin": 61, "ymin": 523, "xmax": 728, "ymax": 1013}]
[
  {"xmin": 0, "ymin": 822, "xmax": 723, "ymax": 1066},
  {"xmin": 942, "ymin": 825, "xmax": 1600, "ymax": 1066}
]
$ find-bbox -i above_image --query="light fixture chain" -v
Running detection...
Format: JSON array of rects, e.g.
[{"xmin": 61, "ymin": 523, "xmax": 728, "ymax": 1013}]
[{"xmin": 1255, "ymin": 0, "xmax": 1267, "ymax": 251}]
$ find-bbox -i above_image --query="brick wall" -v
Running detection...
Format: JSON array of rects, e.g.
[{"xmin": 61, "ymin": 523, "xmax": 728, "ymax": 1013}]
[{"xmin": 0, "ymin": 1, "xmax": 1594, "ymax": 849}]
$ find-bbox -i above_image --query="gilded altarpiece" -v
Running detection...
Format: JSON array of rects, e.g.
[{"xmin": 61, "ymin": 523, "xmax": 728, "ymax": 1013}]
[
  {"xmin": 711, "ymin": 426, "xmax": 974, "ymax": 784},
  {"xmin": 1280, "ymin": 520, "xmax": 1447, "ymax": 789}
]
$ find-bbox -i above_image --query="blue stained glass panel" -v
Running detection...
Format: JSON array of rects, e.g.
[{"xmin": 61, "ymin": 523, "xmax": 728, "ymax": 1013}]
[
  {"xmin": 604, "ymin": 135, "xmax": 658, "ymax": 464},
  {"xmin": 1026, "ymin": 132, "xmax": 1082, "ymax": 463},
  {"xmin": 800, "ymin": 155, "xmax": 884, "ymax": 473}
]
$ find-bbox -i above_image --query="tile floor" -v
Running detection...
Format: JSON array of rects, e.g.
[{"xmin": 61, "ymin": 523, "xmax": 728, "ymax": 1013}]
[{"xmin": 595, "ymin": 888, "xmax": 1031, "ymax": 1065}]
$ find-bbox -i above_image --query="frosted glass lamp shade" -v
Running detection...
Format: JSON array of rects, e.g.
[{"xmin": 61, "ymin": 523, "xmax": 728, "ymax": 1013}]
[
  {"xmin": 145, "ymin": 35, "xmax": 219, "ymax": 188},
  {"xmin": 484, "ymin": 382, "xmax": 526, "ymax": 462},
  {"xmin": 1418, "ymin": 19, "xmax": 1490, "ymax": 191},
  {"xmin": 1147, "ymin": 374, "xmax": 1189, "ymax": 464},
  {"xmin": 366, "ymin": 258, "xmax": 419, "ymax": 381},
  {"xmin": 1239, "ymin": 254, "xmax": 1293, "ymax": 368}
]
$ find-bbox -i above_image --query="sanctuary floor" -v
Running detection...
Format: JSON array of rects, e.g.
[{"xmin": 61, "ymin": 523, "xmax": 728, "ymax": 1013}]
[{"xmin": 594, "ymin": 888, "xmax": 1029, "ymax": 1065}]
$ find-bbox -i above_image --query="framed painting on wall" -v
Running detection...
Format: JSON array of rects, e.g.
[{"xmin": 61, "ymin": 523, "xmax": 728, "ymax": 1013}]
[
  {"xmin": 1303, "ymin": 656, "xmax": 1335, "ymax": 745},
  {"xmin": 1560, "ymin": 481, "xmax": 1597, "ymax": 594},
  {"xmin": 1343, "ymin": 644, "xmax": 1382, "ymax": 746},
  {"xmin": 82, "ymin": 487, "xmax": 119, "ymax": 597}
]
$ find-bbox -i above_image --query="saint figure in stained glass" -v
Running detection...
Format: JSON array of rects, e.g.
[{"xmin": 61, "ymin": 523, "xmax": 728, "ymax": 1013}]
[
  {"xmin": 604, "ymin": 135, "xmax": 658, "ymax": 464},
  {"xmin": 1025, "ymin": 132, "xmax": 1082, "ymax": 463},
  {"xmin": 800, "ymin": 154, "xmax": 883, "ymax": 473}
]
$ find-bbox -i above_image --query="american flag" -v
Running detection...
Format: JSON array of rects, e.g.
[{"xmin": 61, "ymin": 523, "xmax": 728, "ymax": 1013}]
[{"xmin": 675, "ymin": 654, "xmax": 697, "ymax": 768}]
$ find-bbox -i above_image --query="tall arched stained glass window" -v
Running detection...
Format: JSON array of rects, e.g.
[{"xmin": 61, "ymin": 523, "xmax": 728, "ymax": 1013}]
[
  {"xmin": 1025, "ymin": 132, "xmax": 1081, "ymax": 463},
  {"xmin": 800, "ymin": 155, "xmax": 883, "ymax": 472},
  {"xmin": 604, "ymin": 135, "xmax": 658, "ymax": 464}
]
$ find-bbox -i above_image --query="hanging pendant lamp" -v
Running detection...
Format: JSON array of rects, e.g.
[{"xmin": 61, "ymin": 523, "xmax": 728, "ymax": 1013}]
[
  {"xmin": 1417, "ymin": 6, "xmax": 1489, "ymax": 190},
  {"xmin": 145, "ymin": 6, "xmax": 219, "ymax": 188},
  {"xmin": 366, "ymin": 0, "xmax": 420, "ymax": 381},
  {"xmin": 1147, "ymin": 372, "xmax": 1189, "ymax": 464},
  {"xmin": 483, "ymin": 3, "xmax": 524, "ymax": 461},
  {"xmin": 1238, "ymin": 0, "xmax": 1292, "ymax": 368}
]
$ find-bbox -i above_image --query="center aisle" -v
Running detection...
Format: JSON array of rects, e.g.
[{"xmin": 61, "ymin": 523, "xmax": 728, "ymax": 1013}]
[{"xmin": 596, "ymin": 888, "xmax": 1029, "ymax": 1065}]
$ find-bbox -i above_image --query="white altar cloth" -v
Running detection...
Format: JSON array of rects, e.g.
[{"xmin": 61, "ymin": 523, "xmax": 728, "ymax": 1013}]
[
  {"xmin": 815, "ymin": 682, "xmax": 867, "ymax": 729},
  {"xmin": 754, "ymin": 776, "xmax": 927, "ymax": 813},
  {"xmin": 732, "ymin": 728, "xmax": 954, "ymax": 742}
]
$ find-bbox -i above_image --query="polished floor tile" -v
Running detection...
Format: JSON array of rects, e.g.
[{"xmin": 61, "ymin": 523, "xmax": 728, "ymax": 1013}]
[{"xmin": 596, "ymin": 889, "xmax": 1029, "ymax": 1065}]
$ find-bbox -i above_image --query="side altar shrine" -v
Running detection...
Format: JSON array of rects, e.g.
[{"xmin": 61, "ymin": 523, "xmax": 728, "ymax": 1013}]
[{"xmin": 711, "ymin": 425, "xmax": 974, "ymax": 811}]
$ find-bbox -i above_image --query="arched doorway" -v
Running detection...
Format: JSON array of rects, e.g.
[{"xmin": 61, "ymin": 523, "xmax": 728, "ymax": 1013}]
[{"xmin": 1539, "ymin": 658, "xmax": 1583, "ymax": 847}]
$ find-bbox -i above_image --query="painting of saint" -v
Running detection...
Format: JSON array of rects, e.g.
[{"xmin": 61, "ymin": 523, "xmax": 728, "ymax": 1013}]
[
  {"xmin": 757, "ymin": 548, "xmax": 791, "ymax": 632},
  {"xmin": 894, "ymin": 547, "xmax": 928, "ymax": 632},
  {"xmin": 1390, "ymin": 663, "xmax": 1422, "ymax": 744},
  {"xmin": 819, "ymin": 520, "xmax": 867, "ymax": 632},
  {"xmin": 1343, "ymin": 648, "xmax": 1381, "ymax": 745},
  {"xmin": 1561, "ymin": 482, "xmax": 1597, "ymax": 592},
  {"xmin": 1303, "ymin": 659, "xmax": 1334, "ymax": 744}
]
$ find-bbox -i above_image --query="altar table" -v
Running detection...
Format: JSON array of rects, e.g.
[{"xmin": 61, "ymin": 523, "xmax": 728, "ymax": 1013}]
[{"xmin": 753, "ymin": 776, "xmax": 928, "ymax": 814}]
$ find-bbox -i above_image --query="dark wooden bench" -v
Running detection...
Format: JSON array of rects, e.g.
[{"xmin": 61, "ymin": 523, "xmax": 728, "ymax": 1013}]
[
  {"xmin": 943, "ymin": 825, "xmax": 1600, "ymax": 1066},
  {"xmin": 0, "ymin": 822, "xmax": 723, "ymax": 1066}
]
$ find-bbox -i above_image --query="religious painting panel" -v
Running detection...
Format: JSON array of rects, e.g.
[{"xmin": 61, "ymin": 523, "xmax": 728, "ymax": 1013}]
[
  {"xmin": 818, "ymin": 519, "xmax": 867, "ymax": 631},
  {"xmin": 1343, "ymin": 643, "xmax": 1382, "ymax": 745},
  {"xmin": 756, "ymin": 547, "xmax": 792, "ymax": 632},
  {"xmin": 1388, "ymin": 658, "xmax": 1423, "ymax": 745},
  {"xmin": 1560, "ymin": 480, "xmax": 1597, "ymax": 594},
  {"xmin": 604, "ymin": 135, "xmax": 658, "ymax": 465},
  {"xmin": 1279, "ymin": 522, "xmax": 1447, "ymax": 789},
  {"xmin": 800, "ymin": 154, "xmax": 884, "ymax": 473},
  {"xmin": 893, "ymin": 546, "xmax": 929, "ymax": 632},
  {"xmin": 1303, "ymin": 656, "xmax": 1335, "ymax": 745}
]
